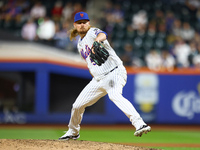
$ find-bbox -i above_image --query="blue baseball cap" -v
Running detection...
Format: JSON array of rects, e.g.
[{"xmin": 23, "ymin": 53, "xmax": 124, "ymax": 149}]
[{"xmin": 74, "ymin": 12, "xmax": 90, "ymax": 23}]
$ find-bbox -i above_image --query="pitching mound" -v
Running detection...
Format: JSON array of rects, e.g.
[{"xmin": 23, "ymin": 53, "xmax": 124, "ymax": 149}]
[{"xmin": 0, "ymin": 139, "xmax": 158, "ymax": 150}]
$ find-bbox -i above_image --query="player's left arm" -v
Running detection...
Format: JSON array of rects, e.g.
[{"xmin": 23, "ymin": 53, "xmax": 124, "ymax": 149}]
[{"xmin": 95, "ymin": 32, "xmax": 107, "ymax": 42}]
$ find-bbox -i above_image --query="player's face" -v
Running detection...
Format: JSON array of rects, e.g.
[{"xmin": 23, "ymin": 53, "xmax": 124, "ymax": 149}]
[{"xmin": 74, "ymin": 20, "xmax": 90, "ymax": 34}]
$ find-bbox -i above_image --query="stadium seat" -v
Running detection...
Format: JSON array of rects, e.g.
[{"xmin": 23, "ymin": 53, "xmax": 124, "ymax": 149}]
[
  {"xmin": 112, "ymin": 39, "xmax": 124, "ymax": 55},
  {"xmin": 133, "ymin": 36, "xmax": 143, "ymax": 49},
  {"xmin": 154, "ymin": 38, "xmax": 165, "ymax": 50},
  {"xmin": 143, "ymin": 37, "xmax": 154, "ymax": 50}
]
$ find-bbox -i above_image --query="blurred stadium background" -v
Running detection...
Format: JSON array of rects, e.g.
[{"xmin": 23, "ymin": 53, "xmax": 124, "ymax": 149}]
[{"xmin": 0, "ymin": 0, "xmax": 200, "ymax": 126}]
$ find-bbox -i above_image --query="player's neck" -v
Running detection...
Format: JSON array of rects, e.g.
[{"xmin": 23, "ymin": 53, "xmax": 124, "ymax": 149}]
[{"xmin": 79, "ymin": 33, "xmax": 86, "ymax": 39}]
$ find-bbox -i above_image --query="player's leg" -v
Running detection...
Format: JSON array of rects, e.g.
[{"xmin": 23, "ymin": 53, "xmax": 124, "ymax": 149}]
[
  {"xmin": 68, "ymin": 78, "xmax": 106, "ymax": 134},
  {"xmin": 59, "ymin": 78, "xmax": 106, "ymax": 140},
  {"xmin": 105, "ymin": 66, "xmax": 151, "ymax": 137}
]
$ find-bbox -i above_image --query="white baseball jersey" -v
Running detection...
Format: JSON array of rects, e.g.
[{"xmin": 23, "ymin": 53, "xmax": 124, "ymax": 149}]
[{"xmin": 77, "ymin": 27, "xmax": 123, "ymax": 80}]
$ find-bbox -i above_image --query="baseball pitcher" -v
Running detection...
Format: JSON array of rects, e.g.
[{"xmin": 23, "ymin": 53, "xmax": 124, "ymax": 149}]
[{"xmin": 59, "ymin": 12, "xmax": 151, "ymax": 140}]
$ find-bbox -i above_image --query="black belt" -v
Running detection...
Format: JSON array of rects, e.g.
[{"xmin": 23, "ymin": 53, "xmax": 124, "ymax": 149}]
[{"xmin": 105, "ymin": 66, "xmax": 118, "ymax": 76}]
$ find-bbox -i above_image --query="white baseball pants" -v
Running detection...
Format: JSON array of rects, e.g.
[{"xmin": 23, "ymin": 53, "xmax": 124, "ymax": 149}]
[{"xmin": 67, "ymin": 65, "xmax": 145, "ymax": 135}]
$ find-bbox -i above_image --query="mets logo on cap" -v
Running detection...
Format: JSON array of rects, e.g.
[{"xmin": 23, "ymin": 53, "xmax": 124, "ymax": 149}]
[{"xmin": 74, "ymin": 12, "xmax": 90, "ymax": 22}]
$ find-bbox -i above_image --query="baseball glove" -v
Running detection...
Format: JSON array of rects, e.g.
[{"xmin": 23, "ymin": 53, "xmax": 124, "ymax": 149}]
[{"xmin": 90, "ymin": 41, "xmax": 109, "ymax": 66}]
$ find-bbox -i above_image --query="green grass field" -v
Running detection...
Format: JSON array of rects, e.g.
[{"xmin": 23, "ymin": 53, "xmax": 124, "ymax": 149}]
[{"xmin": 0, "ymin": 125, "xmax": 200, "ymax": 150}]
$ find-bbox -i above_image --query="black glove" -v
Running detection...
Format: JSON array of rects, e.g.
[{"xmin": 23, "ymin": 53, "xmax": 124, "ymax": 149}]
[{"xmin": 90, "ymin": 41, "xmax": 109, "ymax": 66}]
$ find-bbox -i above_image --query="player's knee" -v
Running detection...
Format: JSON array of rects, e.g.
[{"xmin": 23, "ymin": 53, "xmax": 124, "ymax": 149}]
[
  {"xmin": 72, "ymin": 103, "xmax": 84, "ymax": 111},
  {"xmin": 72, "ymin": 103, "xmax": 79, "ymax": 110}
]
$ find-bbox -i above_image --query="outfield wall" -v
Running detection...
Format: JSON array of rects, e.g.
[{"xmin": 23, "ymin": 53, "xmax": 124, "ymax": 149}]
[{"xmin": 0, "ymin": 61, "xmax": 200, "ymax": 124}]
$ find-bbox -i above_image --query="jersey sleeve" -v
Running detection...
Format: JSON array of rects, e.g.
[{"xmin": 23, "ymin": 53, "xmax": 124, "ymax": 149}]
[{"xmin": 90, "ymin": 28, "xmax": 108, "ymax": 39}]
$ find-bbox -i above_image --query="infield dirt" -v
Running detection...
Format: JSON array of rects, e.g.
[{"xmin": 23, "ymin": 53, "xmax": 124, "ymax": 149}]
[{"xmin": 0, "ymin": 139, "xmax": 159, "ymax": 150}]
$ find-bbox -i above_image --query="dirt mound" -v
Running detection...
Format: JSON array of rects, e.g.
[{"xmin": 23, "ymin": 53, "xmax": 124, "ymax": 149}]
[{"xmin": 0, "ymin": 139, "xmax": 158, "ymax": 150}]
